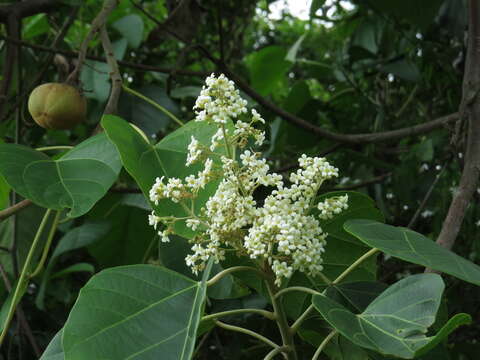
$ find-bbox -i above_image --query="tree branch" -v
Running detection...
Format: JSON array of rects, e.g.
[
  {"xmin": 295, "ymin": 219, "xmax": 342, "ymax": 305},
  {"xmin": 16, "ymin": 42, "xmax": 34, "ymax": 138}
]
[
  {"xmin": 196, "ymin": 46, "xmax": 458, "ymax": 144},
  {"xmin": 0, "ymin": 15, "xmax": 20, "ymax": 119},
  {"xmin": 0, "ymin": 200, "xmax": 32, "ymax": 222},
  {"xmin": 100, "ymin": 24, "xmax": 122, "ymax": 115},
  {"xmin": 433, "ymin": 0, "xmax": 480, "ymax": 251},
  {"xmin": 0, "ymin": 0, "xmax": 60, "ymax": 21},
  {"xmin": 65, "ymin": 0, "xmax": 119, "ymax": 85},
  {"xmin": 0, "ymin": 35, "xmax": 207, "ymax": 77}
]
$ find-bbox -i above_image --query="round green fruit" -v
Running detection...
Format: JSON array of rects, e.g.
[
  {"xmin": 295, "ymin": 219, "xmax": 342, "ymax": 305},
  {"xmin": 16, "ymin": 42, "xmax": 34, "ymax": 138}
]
[{"xmin": 28, "ymin": 83, "xmax": 86, "ymax": 130}]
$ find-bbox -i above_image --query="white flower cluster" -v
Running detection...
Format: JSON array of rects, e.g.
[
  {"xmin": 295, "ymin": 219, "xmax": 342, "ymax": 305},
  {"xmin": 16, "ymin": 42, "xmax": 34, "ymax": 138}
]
[
  {"xmin": 243, "ymin": 156, "xmax": 342, "ymax": 285},
  {"xmin": 317, "ymin": 195, "xmax": 349, "ymax": 220},
  {"xmin": 194, "ymin": 73, "xmax": 248, "ymax": 124},
  {"xmin": 148, "ymin": 74, "xmax": 349, "ymax": 285},
  {"xmin": 149, "ymin": 158, "xmax": 214, "ymax": 205}
]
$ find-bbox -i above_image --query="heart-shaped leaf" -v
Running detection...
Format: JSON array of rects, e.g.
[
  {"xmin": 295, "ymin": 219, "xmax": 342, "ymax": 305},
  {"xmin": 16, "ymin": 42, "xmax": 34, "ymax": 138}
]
[
  {"xmin": 313, "ymin": 274, "xmax": 471, "ymax": 359},
  {"xmin": 344, "ymin": 219, "xmax": 480, "ymax": 286},
  {"xmin": 61, "ymin": 261, "xmax": 213, "ymax": 359},
  {"xmin": 0, "ymin": 133, "xmax": 122, "ymax": 218}
]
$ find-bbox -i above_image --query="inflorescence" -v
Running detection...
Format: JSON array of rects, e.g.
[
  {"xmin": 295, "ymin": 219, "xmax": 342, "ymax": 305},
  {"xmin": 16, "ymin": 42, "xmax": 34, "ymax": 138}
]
[{"xmin": 148, "ymin": 73, "xmax": 348, "ymax": 286}]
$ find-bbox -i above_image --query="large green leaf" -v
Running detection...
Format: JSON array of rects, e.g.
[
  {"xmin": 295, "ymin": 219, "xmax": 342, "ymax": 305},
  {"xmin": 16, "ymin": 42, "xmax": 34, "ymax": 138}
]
[
  {"xmin": 62, "ymin": 262, "xmax": 213, "ymax": 360},
  {"xmin": 246, "ymin": 45, "xmax": 292, "ymax": 96},
  {"xmin": 313, "ymin": 274, "xmax": 471, "ymax": 359},
  {"xmin": 112, "ymin": 14, "xmax": 144, "ymax": 48},
  {"xmin": 0, "ymin": 144, "xmax": 49, "ymax": 197},
  {"xmin": 102, "ymin": 115, "xmax": 229, "ymax": 238},
  {"xmin": 88, "ymin": 203, "xmax": 155, "ymax": 268},
  {"xmin": 119, "ymin": 85, "xmax": 180, "ymax": 137},
  {"xmin": 0, "ymin": 133, "xmax": 122, "ymax": 218},
  {"xmin": 344, "ymin": 219, "xmax": 480, "ymax": 286}
]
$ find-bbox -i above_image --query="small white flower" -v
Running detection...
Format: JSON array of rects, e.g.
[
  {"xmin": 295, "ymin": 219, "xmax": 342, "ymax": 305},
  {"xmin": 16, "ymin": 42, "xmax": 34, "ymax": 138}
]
[
  {"xmin": 186, "ymin": 136, "xmax": 202, "ymax": 166},
  {"xmin": 148, "ymin": 211, "xmax": 161, "ymax": 230},
  {"xmin": 421, "ymin": 210, "xmax": 434, "ymax": 218}
]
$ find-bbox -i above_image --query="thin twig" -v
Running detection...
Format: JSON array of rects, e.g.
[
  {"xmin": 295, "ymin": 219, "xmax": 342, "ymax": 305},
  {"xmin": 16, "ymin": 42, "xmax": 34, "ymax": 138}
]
[
  {"xmin": 264, "ymin": 346, "xmax": 291, "ymax": 360},
  {"xmin": 0, "ymin": 0, "xmax": 59, "ymax": 21},
  {"xmin": 100, "ymin": 24, "xmax": 122, "ymax": 115},
  {"xmin": 0, "ymin": 15, "xmax": 19, "ymax": 119},
  {"xmin": 207, "ymin": 266, "xmax": 267, "ymax": 286},
  {"xmin": 29, "ymin": 211, "xmax": 61, "ymax": 278},
  {"xmin": 0, "ymin": 209, "xmax": 52, "ymax": 347},
  {"xmin": 202, "ymin": 308, "xmax": 276, "ymax": 322},
  {"xmin": 0, "ymin": 35, "xmax": 207, "ymax": 76},
  {"xmin": 408, "ymin": 167, "xmax": 446, "ymax": 229},
  {"xmin": 327, "ymin": 173, "xmax": 391, "ymax": 191},
  {"xmin": 122, "ymin": 85, "xmax": 184, "ymax": 126},
  {"xmin": 0, "ymin": 200, "xmax": 32, "ymax": 222},
  {"xmin": 214, "ymin": 320, "xmax": 279, "ymax": 350},
  {"xmin": 0, "ymin": 263, "xmax": 40, "ymax": 357},
  {"xmin": 312, "ymin": 330, "xmax": 336, "ymax": 360},
  {"xmin": 195, "ymin": 45, "xmax": 459, "ymax": 144},
  {"xmin": 65, "ymin": 0, "xmax": 119, "ymax": 85}
]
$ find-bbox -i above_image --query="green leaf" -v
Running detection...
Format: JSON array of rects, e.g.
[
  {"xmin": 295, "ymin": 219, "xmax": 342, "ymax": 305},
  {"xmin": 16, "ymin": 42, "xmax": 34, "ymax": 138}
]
[
  {"xmin": 313, "ymin": 274, "xmax": 471, "ymax": 359},
  {"xmin": 0, "ymin": 133, "xmax": 121, "ymax": 217},
  {"xmin": 352, "ymin": 19, "xmax": 381, "ymax": 54},
  {"xmin": 0, "ymin": 174, "xmax": 10, "ymax": 210},
  {"xmin": 0, "ymin": 144, "xmax": 49, "ymax": 198},
  {"xmin": 412, "ymin": 139, "xmax": 434, "ymax": 162},
  {"xmin": 87, "ymin": 205, "xmax": 155, "ymax": 267},
  {"xmin": 381, "ymin": 60, "xmax": 421, "ymax": 82},
  {"xmin": 40, "ymin": 330, "xmax": 64, "ymax": 360},
  {"xmin": 120, "ymin": 85, "xmax": 180, "ymax": 137},
  {"xmin": 170, "ymin": 86, "xmax": 201, "ymax": 99},
  {"xmin": 246, "ymin": 46, "xmax": 292, "ymax": 96},
  {"xmin": 102, "ymin": 115, "xmax": 230, "ymax": 238},
  {"xmin": 319, "ymin": 192, "xmax": 384, "ymax": 281},
  {"xmin": 34, "ymin": 134, "xmax": 121, "ymax": 217},
  {"xmin": 50, "ymin": 263, "xmax": 95, "ymax": 279},
  {"xmin": 80, "ymin": 61, "xmax": 111, "ymax": 102},
  {"xmin": 286, "ymin": 34, "xmax": 306, "ymax": 62},
  {"xmin": 62, "ymin": 262, "xmax": 213, "ymax": 360},
  {"xmin": 344, "ymin": 220, "xmax": 480, "ymax": 286},
  {"xmin": 22, "ymin": 13, "xmax": 49, "ymax": 39},
  {"xmin": 325, "ymin": 334, "xmax": 370, "ymax": 360},
  {"xmin": 113, "ymin": 38, "xmax": 128, "ymax": 60},
  {"xmin": 325, "ymin": 281, "xmax": 388, "ymax": 313},
  {"xmin": 113, "ymin": 14, "xmax": 144, "ymax": 48}
]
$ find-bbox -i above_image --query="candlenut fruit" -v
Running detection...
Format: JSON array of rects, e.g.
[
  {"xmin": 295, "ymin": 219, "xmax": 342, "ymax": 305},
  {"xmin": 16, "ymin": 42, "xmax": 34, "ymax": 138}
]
[{"xmin": 28, "ymin": 83, "xmax": 86, "ymax": 130}]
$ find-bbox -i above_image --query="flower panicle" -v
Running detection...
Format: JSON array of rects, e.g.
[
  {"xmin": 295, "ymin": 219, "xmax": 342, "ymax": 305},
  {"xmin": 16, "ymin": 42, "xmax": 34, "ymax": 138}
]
[{"xmin": 148, "ymin": 73, "xmax": 349, "ymax": 284}]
